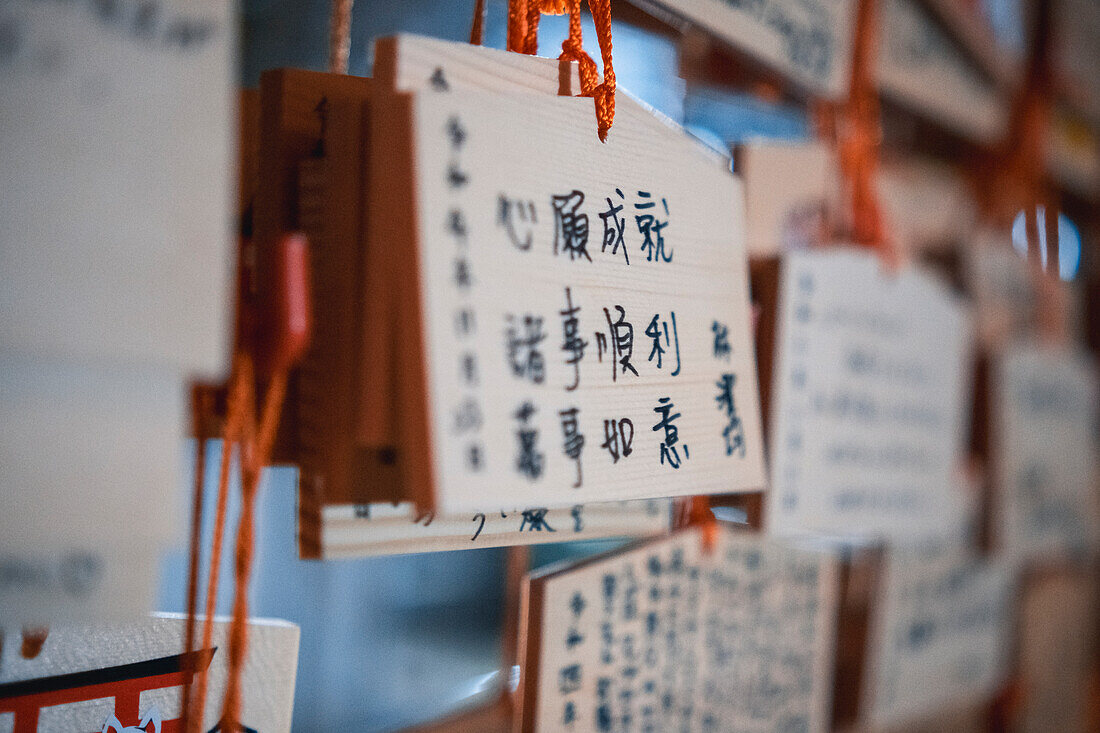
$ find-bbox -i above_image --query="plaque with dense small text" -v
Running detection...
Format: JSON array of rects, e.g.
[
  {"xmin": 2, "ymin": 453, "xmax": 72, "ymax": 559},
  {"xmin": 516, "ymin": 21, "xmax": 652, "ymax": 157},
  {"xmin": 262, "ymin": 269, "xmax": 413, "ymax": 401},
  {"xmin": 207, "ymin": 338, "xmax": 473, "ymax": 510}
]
[{"xmin": 520, "ymin": 527, "xmax": 839, "ymax": 732}]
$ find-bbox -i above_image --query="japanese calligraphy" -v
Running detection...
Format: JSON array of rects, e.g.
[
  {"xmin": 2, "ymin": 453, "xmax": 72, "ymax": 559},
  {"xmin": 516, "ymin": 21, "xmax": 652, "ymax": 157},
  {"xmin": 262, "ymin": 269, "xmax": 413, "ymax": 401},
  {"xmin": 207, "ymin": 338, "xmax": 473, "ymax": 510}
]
[
  {"xmin": 560, "ymin": 407, "xmax": 585, "ymax": 489},
  {"xmin": 634, "ymin": 191, "xmax": 672, "ymax": 264},
  {"xmin": 653, "ymin": 397, "xmax": 688, "ymax": 469},
  {"xmin": 560, "ymin": 287, "xmax": 587, "ymax": 392},
  {"xmin": 399, "ymin": 74, "xmax": 765, "ymax": 513},
  {"xmin": 596, "ymin": 306, "xmax": 639, "ymax": 382},
  {"xmin": 715, "ymin": 373, "xmax": 745, "ymax": 458},
  {"xmin": 515, "ymin": 401, "xmax": 544, "ymax": 481},
  {"xmin": 552, "ymin": 190, "xmax": 592, "ymax": 262},
  {"xmin": 712, "ymin": 320, "xmax": 730, "ymax": 360},
  {"xmin": 645, "ymin": 311, "xmax": 681, "ymax": 376},
  {"xmin": 600, "ymin": 418, "xmax": 634, "ymax": 464},
  {"xmin": 600, "ymin": 189, "xmax": 629, "ymax": 265},
  {"xmin": 506, "ymin": 314, "xmax": 547, "ymax": 384},
  {"xmin": 499, "ymin": 194, "xmax": 537, "ymax": 251}
]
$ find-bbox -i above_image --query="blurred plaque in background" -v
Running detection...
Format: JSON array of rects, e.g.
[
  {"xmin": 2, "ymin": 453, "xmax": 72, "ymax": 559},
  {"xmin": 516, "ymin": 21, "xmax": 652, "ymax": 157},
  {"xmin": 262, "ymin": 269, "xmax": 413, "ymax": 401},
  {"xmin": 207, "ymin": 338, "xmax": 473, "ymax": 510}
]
[
  {"xmin": 632, "ymin": 0, "xmax": 857, "ymax": 99},
  {"xmin": 0, "ymin": 615, "xmax": 299, "ymax": 733},
  {"xmin": 0, "ymin": 0, "xmax": 233, "ymax": 625},
  {"xmin": 735, "ymin": 141, "xmax": 838, "ymax": 258},
  {"xmin": 991, "ymin": 343, "xmax": 1100, "ymax": 563},
  {"xmin": 0, "ymin": 0, "xmax": 233, "ymax": 373},
  {"xmin": 877, "ymin": 0, "xmax": 1007, "ymax": 144},
  {"xmin": 862, "ymin": 547, "xmax": 1013, "ymax": 729},
  {"xmin": 764, "ymin": 249, "xmax": 974, "ymax": 544}
]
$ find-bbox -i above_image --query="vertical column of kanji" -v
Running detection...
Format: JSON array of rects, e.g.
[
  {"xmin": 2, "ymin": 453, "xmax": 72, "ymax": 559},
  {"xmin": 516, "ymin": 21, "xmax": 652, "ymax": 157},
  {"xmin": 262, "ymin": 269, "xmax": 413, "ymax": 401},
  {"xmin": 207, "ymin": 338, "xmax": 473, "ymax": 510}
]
[
  {"xmin": 593, "ymin": 562, "xmax": 622, "ymax": 731},
  {"xmin": 442, "ymin": 111, "xmax": 487, "ymax": 487},
  {"xmin": 773, "ymin": 260, "xmax": 816, "ymax": 518},
  {"xmin": 678, "ymin": 544, "xmax": 704, "ymax": 730},
  {"xmin": 710, "ymin": 312, "xmax": 746, "ymax": 461},
  {"xmin": 618, "ymin": 559, "xmax": 643, "ymax": 731},
  {"xmin": 555, "ymin": 583, "xmax": 589, "ymax": 729},
  {"xmin": 634, "ymin": 538, "xmax": 683, "ymax": 732},
  {"xmin": 782, "ymin": 548, "xmax": 828, "ymax": 725},
  {"xmin": 656, "ymin": 541, "xmax": 689, "ymax": 730}
]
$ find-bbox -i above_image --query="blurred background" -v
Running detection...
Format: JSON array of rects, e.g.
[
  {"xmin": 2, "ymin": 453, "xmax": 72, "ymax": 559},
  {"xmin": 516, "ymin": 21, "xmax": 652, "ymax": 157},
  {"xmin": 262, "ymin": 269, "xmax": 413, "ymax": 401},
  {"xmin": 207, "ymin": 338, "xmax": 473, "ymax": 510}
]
[{"xmin": 151, "ymin": 0, "xmax": 1099, "ymax": 730}]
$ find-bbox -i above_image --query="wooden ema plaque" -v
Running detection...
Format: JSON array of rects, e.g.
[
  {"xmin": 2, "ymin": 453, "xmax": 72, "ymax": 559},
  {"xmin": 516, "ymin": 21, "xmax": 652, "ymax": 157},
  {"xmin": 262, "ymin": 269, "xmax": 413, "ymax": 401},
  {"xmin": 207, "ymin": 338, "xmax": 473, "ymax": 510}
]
[
  {"xmin": 373, "ymin": 83, "xmax": 765, "ymax": 516},
  {"xmin": 0, "ymin": 615, "xmax": 299, "ymax": 733},
  {"xmin": 517, "ymin": 527, "xmax": 840, "ymax": 732},
  {"xmin": 254, "ymin": 37, "xmax": 766, "ymax": 556},
  {"xmin": 753, "ymin": 248, "xmax": 974, "ymax": 544},
  {"xmin": 988, "ymin": 343, "xmax": 1100, "ymax": 563},
  {"xmin": 630, "ymin": 0, "xmax": 858, "ymax": 100},
  {"xmin": 859, "ymin": 547, "xmax": 1014, "ymax": 729}
]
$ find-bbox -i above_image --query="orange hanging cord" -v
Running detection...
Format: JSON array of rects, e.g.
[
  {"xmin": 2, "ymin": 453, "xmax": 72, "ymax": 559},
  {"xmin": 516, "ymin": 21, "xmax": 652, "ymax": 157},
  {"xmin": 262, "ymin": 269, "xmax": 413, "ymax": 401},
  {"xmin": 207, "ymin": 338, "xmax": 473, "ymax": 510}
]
[
  {"xmin": 183, "ymin": 233, "xmax": 310, "ymax": 733},
  {"xmin": 993, "ymin": 0, "xmax": 1065, "ymax": 343},
  {"xmin": 837, "ymin": 0, "xmax": 896, "ymax": 264},
  {"xmin": 506, "ymin": 0, "xmax": 617, "ymax": 141},
  {"xmin": 180, "ymin": 386, "xmax": 212, "ymax": 733}
]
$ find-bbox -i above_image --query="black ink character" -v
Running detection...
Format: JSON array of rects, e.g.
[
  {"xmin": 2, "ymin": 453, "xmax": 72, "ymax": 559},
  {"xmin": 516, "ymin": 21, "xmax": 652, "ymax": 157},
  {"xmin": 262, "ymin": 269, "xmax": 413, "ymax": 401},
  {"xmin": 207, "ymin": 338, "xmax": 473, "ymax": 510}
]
[
  {"xmin": 455, "ymin": 308, "xmax": 476, "ymax": 336},
  {"xmin": 471, "ymin": 513, "xmax": 486, "ymax": 541},
  {"xmin": 571, "ymin": 504, "xmax": 584, "ymax": 532},
  {"xmin": 597, "ymin": 306, "xmax": 639, "ymax": 381},
  {"xmin": 448, "ymin": 208, "xmax": 468, "ymax": 241},
  {"xmin": 454, "ymin": 398, "xmax": 483, "ymax": 433},
  {"xmin": 599, "ymin": 188, "xmax": 629, "ymax": 264},
  {"xmin": 560, "ymin": 287, "xmax": 587, "ymax": 391},
  {"xmin": 447, "ymin": 164, "xmax": 468, "ymax": 188},
  {"xmin": 652, "ymin": 397, "xmax": 688, "ymax": 469},
  {"xmin": 552, "ymin": 190, "xmax": 592, "ymax": 262},
  {"xmin": 600, "ymin": 418, "xmax": 634, "ymax": 463},
  {"xmin": 563, "ymin": 702, "xmax": 577, "ymax": 726},
  {"xmin": 715, "ymin": 373, "xmax": 745, "ymax": 457},
  {"xmin": 460, "ymin": 352, "xmax": 478, "ymax": 385},
  {"xmin": 520, "ymin": 507, "xmax": 555, "ymax": 531},
  {"xmin": 430, "ymin": 67, "xmax": 449, "ymax": 90},
  {"xmin": 445, "ymin": 115, "xmax": 466, "ymax": 148},
  {"xmin": 498, "ymin": 194, "xmax": 537, "ymax": 251},
  {"xmin": 712, "ymin": 320, "xmax": 731, "ymax": 360},
  {"xmin": 454, "ymin": 257, "xmax": 473, "ymax": 289},
  {"xmin": 559, "ymin": 664, "xmax": 582, "ymax": 694},
  {"xmin": 566, "ymin": 626, "xmax": 584, "ymax": 650},
  {"xmin": 514, "ymin": 401, "xmax": 544, "ymax": 480},
  {"xmin": 634, "ymin": 191, "xmax": 671, "ymax": 263},
  {"xmin": 466, "ymin": 443, "xmax": 483, "ymax": 471},
  {"xmin": 163, "ymin": 18, "xmax": 216, "ymax": 49},
  {"xmin": 560, "ymin": 407, "xmax": 585, "ymax": 488},
  {"xmin": 644, "ymin": 311, "xmax": 681, "ymax": 376},
  {"xmin": 506, "ymin": 314, "xmax": 547, "ymax": 384},
  {"xmin": 570, "ymin": 591, "xmax": 586, "ymax": 616}
]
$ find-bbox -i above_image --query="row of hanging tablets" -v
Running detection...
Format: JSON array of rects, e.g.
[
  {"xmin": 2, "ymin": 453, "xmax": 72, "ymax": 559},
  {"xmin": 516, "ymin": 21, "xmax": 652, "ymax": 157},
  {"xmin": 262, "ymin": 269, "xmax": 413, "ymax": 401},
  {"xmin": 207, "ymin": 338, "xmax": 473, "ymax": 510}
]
[
  {"xmin": 1, "ymin": 4, "xmax": 1096, "ymax": 733},
  {"xmin": 235, "ymin": 35, "xmax": 1096, "ymax": 732},
  {"xmin": 240, "ymin": 36, "xmax": 1095, "ymax": 561}
]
